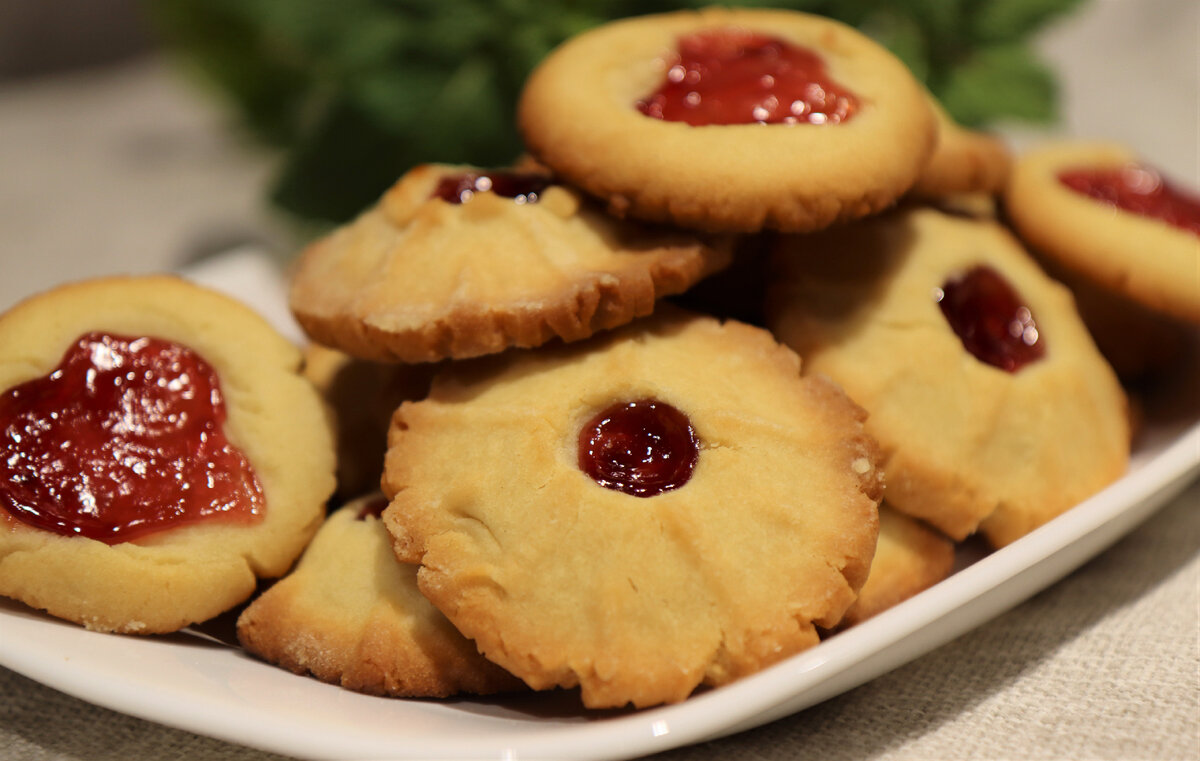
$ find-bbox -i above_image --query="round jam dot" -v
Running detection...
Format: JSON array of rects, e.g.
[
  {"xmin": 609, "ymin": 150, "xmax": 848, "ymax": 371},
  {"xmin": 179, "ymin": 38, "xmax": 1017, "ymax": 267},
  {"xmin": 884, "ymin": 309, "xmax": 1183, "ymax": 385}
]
[
  {"xmin": 636, "ymin": 28, "xmax": 859, "ymax": 126},
  {"xmin": 432, "ymin": 171, "xmax": 552, "ymax": 205},
  {"xmin": 0, "ymin": 332, "xmax": 264, "ymax": 544},
  {"xmin": 937, "ymin": 265, "xmax": 1046, "ymax": 373},
  {"xmin": 1058, "ymin": 164, "xmax": 1200, "ymax": 236},
  {"xmin": 578, "ymin": 398, "xmax": 699, "ymax": 498}
]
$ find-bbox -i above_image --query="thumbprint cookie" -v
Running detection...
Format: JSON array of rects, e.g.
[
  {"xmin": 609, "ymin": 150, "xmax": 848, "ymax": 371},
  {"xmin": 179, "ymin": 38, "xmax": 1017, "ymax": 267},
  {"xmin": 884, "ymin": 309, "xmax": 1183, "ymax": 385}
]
[
  {"xmin": 289, "ymin": 163, "xmax": 732, "ymax": 363},
  {"xmin": 1005, "ymin": 141, "xmax": 1200, "ymax": 325},
  {"xmin": 518, "ymin": 8, "xmax": 938, "ymax": 233},
  {"xmin": 0, "ymin": 276, "xmax": 335, "ymax": 633},
  {"xmin": 381, "ymin": 308, "xmax": 882, "ymax": 708},
  {"xmin": 767, "ymin": 207, "xmax": 1130, "ymax": 547}
]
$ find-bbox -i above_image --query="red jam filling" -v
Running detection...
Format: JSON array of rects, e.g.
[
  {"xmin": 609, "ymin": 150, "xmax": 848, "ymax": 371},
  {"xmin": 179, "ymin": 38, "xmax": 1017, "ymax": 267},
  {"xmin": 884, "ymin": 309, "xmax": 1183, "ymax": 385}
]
[
  {"xmin": 636, "ymin": 29, "xmax": 859, "ymax": 126},
  {"xmin": 937, "ymin": 265, "xmax": 1045, "ymax": 373},
  {"xmin": 578, "ymin": 398, "xmax": 698, "ymax": 498},
  {"xmin": 432, "ymin": 171, "xmax": 551, "ymax": 205},
  {"xmin": 0, "ymin": 332, "xmax": 264, "ymax": 544},
  {"xmin": 1057, "ymin": 165, "xmax": 1200, "ymax": 235}
]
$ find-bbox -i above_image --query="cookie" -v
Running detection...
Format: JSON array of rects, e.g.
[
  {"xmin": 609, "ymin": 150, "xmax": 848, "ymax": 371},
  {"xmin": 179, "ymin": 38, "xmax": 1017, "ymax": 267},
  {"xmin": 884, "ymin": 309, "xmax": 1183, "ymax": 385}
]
[
  {"xmin": 767, "ymin": 207, "xmax": 1130, "ymax": 546},
  {"xmin": 289, "ymin": 163, "xmax": 733, "ymax": 363},
  {"xmin": 0, "ymin": 276, "xmax": 334, "ymax": 633},
  {"xmin": 302, "ymin": 343, "xmax": 437, "ymax": 503},
  {"xmin": 517, "ymin": 8, "xmax": 937, "ymax": 233},
  {"xmin": 1034, "ymin": 257, "xmax": 1194, "ymax": 383},
  {"xmin": 908, "ymin": 96, "xmax": 1010, "ymax": 199},
  {"xmin": 237, "ymin": 495, "xmax": 523, "ymax": 697},
  {"xmin": 836, "ymin": 505, "xmax": 954, "ymax": 629},
  {"xmin": 924, "ymin": 192, "xmax": 1001, "ymax": 220},
  {"xmin": 1004, "ymin": 141, "xmax": 1200, "ymax": 324},
  {"xmin": 381, "ymin": 308, "xmax": 882, "ymax": 708}
]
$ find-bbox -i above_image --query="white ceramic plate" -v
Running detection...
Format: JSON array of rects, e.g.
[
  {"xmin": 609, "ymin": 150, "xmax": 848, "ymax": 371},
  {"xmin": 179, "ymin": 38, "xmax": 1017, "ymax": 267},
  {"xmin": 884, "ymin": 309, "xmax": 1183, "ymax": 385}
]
[{"xmin": 1, "ymin": 251, "xmax": 1198, "ymax": 761}]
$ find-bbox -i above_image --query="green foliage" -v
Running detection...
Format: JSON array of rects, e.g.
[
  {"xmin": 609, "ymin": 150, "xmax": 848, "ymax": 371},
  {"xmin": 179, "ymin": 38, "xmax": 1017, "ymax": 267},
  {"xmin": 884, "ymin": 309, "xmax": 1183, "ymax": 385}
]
[
  {"xmin": 940, "ymin": 42, "xmax": 1061, "ymax": 126},
  {"xmin": 146, "ymin": 0, "xmax": 1086, "ymax": 223}
]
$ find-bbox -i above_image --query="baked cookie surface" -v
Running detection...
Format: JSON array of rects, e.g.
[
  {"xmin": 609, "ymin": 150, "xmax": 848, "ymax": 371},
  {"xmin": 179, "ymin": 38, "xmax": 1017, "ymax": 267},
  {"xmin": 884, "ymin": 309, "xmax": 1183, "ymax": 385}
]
[
  {"xmin": 518, "ymin": 8, "xmax": 937, "ymax": 233},
  {"xmin": 0, "ymin": 276, "xmax": 334, "ymax": 633},
  {"xmin": 1034, "ymin": 258, "xmax": 1195, "ymax": 382},
  {"xmin": 767, "ymin": 207, "xmax": 1130, "ymax": 546},
  {"xmin": 237, "ymin": 495, "xmax": 523, "ymax": 697},
  {"xmin": 302, "ymin": 344, "xmax": 437, "ymax": 503},
  {"xmin": 381, "ymin": 308, "xmax": 882, "ymax": 708},
  {"xmin": 836, "ymin": 505, "xmax": 954, "ymax": 628},
  {"xmin": 289, "ymin": 163, "xmax": 732, "ymax": 363},
  {"xmin": 909, "ymin": 97, "xmax": 1010, "ymax": 199},
  {"xmin": 1004, "ymin": 141, "xmax": 1200, "ymax": 324}
]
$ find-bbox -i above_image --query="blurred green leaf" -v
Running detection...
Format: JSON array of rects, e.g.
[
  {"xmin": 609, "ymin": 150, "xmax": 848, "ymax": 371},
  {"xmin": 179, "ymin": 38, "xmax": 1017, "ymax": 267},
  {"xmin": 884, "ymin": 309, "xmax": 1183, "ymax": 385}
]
[
  {"xmin": 347, "ymin": 68, "xmax": 447, "ymax": 132},
  {"xmin": 892, "ymin": 0, "xmax": 968, "ymax": 44},
  {"xmin": 146, "ymin": 0, "xmax": 1088, "ymax": 223},
  {"xmin": 973, "ymin": 0, "xmax": 1087, "ymax": 43},
  {"xmin": 269, "ymin": 98, "xmax": 404, "ymax": 223},
  {"xmin": 939, "ymin": 42, "xmax": 1059, "ymax": 126}
]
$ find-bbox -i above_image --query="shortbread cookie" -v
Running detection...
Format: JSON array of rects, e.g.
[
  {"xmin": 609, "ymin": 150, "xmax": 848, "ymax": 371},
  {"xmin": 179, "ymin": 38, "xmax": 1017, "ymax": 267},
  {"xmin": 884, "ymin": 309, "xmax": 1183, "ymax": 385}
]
[
  {"xmin": 0, "ymin": 276, "xmax": 334, "ymax": 633},
  {"xmin": 836, "ymin": 505, "xmax": 954, "ymax": 629},
  {"xmin": 1035, "ymin": 257, "xmax": 1194, "ymax": 382},
  {"xmin": 767, "ymin": 207, "xmax": 1130, "ymax": 546},
  {"xmin": 382, "ymin": 308, "xmax": 882, "ymax": 708},
  {"xmin": 925, "ymin": 193, "xmax": 1001, "ymax": 220},
  {"xmin": 238, "ymin": 495, "xmax": 523, "ymax": 697},
  {"xmin": 302, "ymin": 344, "xmax": 437, "ymax": 503},
  {"xmin": 1005, "ymin": 141, "xmax": 1200, "ymax": 324},
  {"xmin": 289, "ymin": 163, "xmax": 733, "ymax": 363},
  {"xmin": 518, "ymin": 8, "xmax": 937, "ymax": 233},
  {"xmin": 909, "ymin": 97, "xmax": 1010, "ymax": 199}
]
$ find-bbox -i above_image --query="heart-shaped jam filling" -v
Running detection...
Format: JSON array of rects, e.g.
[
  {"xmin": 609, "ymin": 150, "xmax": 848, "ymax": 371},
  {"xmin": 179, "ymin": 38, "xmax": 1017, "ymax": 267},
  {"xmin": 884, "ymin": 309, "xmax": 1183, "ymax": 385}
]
[
  {"xmin": 636, "ymin": 28, "xmax": 859, "ymax": 126},
  {"xmin": 1057, "ymin": 165, "xmax": 1200, "ymax": 235},
  {"xmin": 0, "ymin": 332, "xmax": 264, "ymax": 544},
  {"xmin": 578, "ymin": 398, "xmax": 698, "ymax": 497},
  {"xmin": 937, "ymin": 265, "xmax": 1045, "ymax": 373},
  {"xmin": 432, "ymin": 171, "xmax": 552, "ymax": 205}
]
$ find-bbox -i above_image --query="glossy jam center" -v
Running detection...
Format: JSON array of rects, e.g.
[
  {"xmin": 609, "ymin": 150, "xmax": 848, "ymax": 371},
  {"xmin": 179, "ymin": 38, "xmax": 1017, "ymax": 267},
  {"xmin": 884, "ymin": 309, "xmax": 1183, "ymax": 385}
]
[
  {"xmin": 937, "ymin": 265, "xmax": 1046, "ymax": 373},
  {"xmin": 636, "ymin": 28, "xmax": 859, "ymax": 126},
  {"xmin": 578, "ymin": 398, "xmax": 698, "ymax": 498},
  {"xmin": 0, "ymin": 332, "xmax": 264, "ymax": 544},
  {"xmin": 1058, "ymin": 165, "xmax": 1200, "ymax": 235},
  {"xmin": 432, "ymin": 171, "xmax": 551, "ymax": 205}
]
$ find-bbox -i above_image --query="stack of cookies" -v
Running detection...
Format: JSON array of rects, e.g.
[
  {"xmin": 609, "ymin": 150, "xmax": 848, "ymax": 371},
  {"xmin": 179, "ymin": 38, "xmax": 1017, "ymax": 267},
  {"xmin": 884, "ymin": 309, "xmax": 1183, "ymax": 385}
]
[{"xmin": 2, "ymin": 7, "xmax": 1196, "ymax": 711}]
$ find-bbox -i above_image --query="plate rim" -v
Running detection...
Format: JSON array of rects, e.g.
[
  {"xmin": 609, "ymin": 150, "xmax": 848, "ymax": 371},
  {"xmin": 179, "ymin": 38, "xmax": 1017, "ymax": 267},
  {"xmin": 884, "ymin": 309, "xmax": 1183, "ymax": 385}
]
[{"xmin": 3, "ymin": 416, "xmax": 1196, "ymax": 761}]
